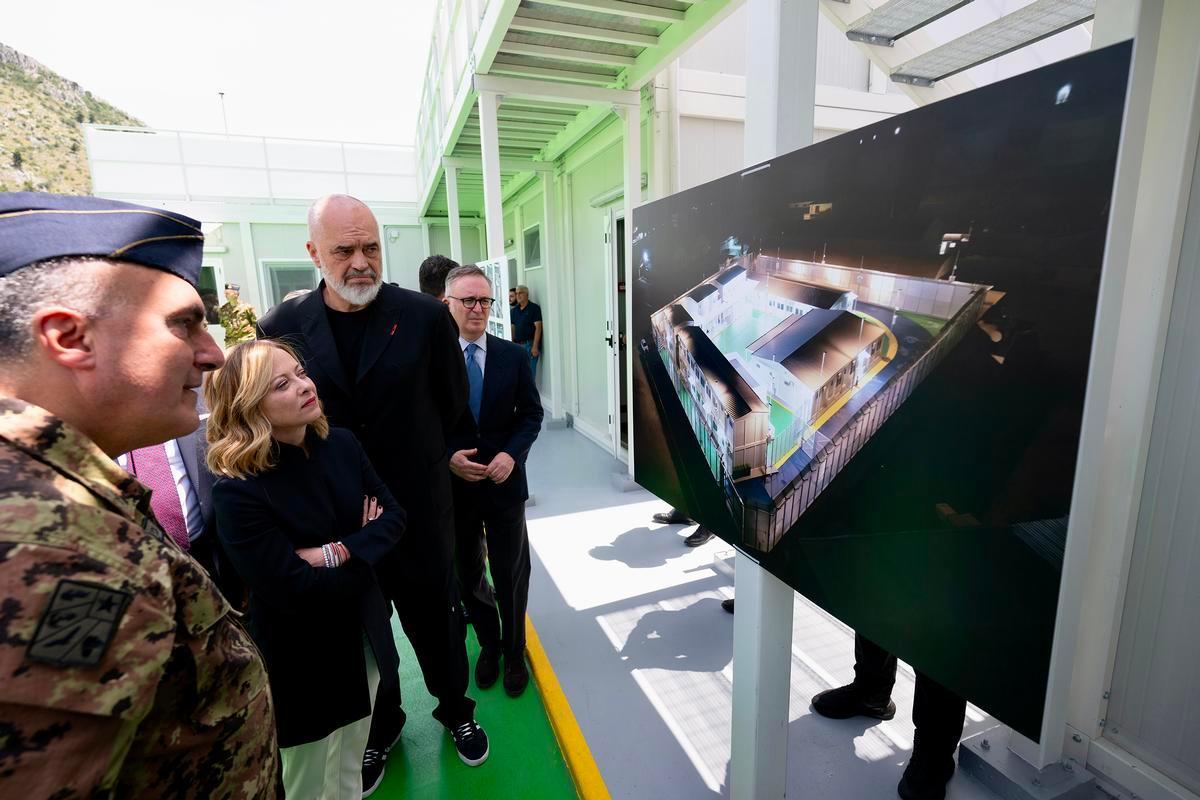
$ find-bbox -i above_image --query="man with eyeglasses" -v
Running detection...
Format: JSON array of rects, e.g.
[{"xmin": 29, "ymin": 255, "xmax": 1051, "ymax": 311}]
[{"xmin": 444, "ymin": 266, "xmax": 543, "ymax": 698}]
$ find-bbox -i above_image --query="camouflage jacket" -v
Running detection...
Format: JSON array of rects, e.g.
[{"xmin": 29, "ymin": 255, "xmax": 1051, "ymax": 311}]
[
  {"xmin": 219, "ymin": 301, "xmax": 258, "ymax": 346},
  {"xmin": 0, "ymin": 398, "xmax": 281, "ymax": 799}
]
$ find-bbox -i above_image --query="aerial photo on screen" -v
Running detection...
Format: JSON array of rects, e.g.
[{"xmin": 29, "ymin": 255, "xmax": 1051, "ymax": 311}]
[{"xmin": 649, "ymin": 241, "xmax": 991, "ymax": 553}]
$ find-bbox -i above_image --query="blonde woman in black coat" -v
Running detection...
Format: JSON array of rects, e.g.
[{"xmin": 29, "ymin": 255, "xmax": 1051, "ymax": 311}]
[{"xmin": 205, "ymin": 340, "xmax": 403, "ymax": 799}]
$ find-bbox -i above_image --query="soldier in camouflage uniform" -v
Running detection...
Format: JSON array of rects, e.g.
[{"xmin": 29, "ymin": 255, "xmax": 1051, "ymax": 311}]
[
  {"xmin": 219, "ymin": 283, "xmax": 258, "ymax": 345},
  {"xmin": 0, "ymin": 193, "xmax": 281, "ymax": 798}
]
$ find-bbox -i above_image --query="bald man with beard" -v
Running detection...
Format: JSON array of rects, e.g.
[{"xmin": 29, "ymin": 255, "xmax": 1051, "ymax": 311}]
[{"xmin": 256, "ymin": 195, "xmax": 486, "ymax": 792}]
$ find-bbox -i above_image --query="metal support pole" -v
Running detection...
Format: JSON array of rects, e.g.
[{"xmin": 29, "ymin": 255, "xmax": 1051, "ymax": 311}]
[
  {"xmin": 478, "ymin": 89, "xmax": 506, "ymax": 260},
  {"xmin": 620, "ymin": 100, "xmax": 641, "ymax": 479},
  {"xmin": 731, "ymin": 2, "xmax": 818, "ymax": 799},
  {"xmin": 446, "ymin": 164, "xmax": 464, "ymax": 263}
]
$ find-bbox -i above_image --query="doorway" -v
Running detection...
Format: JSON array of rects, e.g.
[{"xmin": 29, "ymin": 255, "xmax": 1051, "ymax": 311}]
[{"xmin": 606, "ymin": 212, "xmax": 630, "ymax": 456}]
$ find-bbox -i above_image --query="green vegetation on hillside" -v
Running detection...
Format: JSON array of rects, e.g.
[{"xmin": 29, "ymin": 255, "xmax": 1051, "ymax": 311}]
[{"xmin": 0, "ymin": 44, "xmax": 142, "ymax": 195}]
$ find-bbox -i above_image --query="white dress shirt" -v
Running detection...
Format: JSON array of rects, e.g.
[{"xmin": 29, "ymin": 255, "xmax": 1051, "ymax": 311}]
[
  {"xmin": 117, "ymin": 439, "xmax": 205, "ymax": 541},
  {"xmin": 460, "ymin": 333, "xmax": 488, "ymax": 378}
]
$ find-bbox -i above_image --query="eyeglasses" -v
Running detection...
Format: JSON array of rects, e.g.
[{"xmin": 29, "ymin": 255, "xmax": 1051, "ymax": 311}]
[{"xmin": 449, "ymin": 295, "xmax": 495, "ymax": 310}]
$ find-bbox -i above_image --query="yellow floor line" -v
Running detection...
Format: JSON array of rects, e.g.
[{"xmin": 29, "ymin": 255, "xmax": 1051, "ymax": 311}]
[{"xmin": 526, "ymin": 616, "xmax": 612, "ymax": 800}]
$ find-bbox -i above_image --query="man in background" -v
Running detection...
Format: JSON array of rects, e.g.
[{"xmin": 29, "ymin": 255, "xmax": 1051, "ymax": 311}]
[
  {"xmin": 443, "ymin": 265, "xmax": 543, "ymax": 697},
  {"xmin": 0, "ymin": 192, "xmax": 279, "ymax": 797},
  {"xmin": 219, "ymin": 282, "xmax": 258, "ymax": 345},
  {"xmin": 510, "ymin": 285, "xmax": 542, "ymax": 374},
  {"xmin": 256, "ymin": 194, "xmax": 486, "ymax": 790},
  {"xmin": 419, "ymin": 254, "xmax": 459, "ymax": 300},
  {"xmin": 118, "ymin": 415, "xmax": 244, "ymax": 606}
]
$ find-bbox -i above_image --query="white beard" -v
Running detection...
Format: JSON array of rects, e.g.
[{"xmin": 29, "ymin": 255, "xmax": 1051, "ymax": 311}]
[{"xmin": 321, "ymin": 263, "xmax": 382, "ymax": 306}]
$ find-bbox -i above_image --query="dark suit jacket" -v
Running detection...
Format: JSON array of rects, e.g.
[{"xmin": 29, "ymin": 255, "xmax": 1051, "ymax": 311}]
[
  {"xmin": 447, "ymin": 333, "xmax": 544, "ymax": 512},
  {"xmin": 213, "ymin": 428, "xmax": 403, "ymax": 747},
  {"xmin": 177, "ymin": 422, "xmax": 245, "ymax": 604},
  {"xmin": 257, "ymin": 282, "xmax": 468, "ymax": 561}
]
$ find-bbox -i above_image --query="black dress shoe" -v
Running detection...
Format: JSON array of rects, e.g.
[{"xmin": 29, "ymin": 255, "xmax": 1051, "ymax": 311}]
[
  {"xmin": 475, "ymin": 647, "xmax": 500, "ymax": 689},
  {"xmin": 897, "ymin": 760, "xmax": 954, "ymax": 800},
  {"xmin": 721, "ymin": 598, "xmax": 735, "ymax": 614},
  {"xmin": 684, "ymin": 527, "xmax": 715, "ymax": 547},
  {"xmin": 811, "ymin": 683, "xmax": 897, "ymax": 720},
  {"xmin": 503, "ymin": 655, "xmax": 530, "ymax": 697},
  {"xmin": 652, "ymin": 508, "xmax": 693, "ymax": 525}
]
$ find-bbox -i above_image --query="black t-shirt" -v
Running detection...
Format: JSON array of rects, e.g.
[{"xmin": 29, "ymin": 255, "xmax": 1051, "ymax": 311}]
[
  {"xmin": 510, "ymin": 301, "xmax": 542, "ymax": 343},
  {"xmin": 325, "ymin": 303, "xmax": 372, "ymax": 386}
]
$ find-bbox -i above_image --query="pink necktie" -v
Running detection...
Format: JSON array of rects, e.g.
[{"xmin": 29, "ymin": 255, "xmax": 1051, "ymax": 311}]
[{"xmin": 129, "ymin": 443, "xmax": 190, "ymax": 551}]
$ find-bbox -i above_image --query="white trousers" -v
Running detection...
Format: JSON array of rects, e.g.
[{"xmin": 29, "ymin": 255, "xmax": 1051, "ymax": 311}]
[{"xmin": 281, "ymin": 643, "xmax": 381, "ymax": 800}]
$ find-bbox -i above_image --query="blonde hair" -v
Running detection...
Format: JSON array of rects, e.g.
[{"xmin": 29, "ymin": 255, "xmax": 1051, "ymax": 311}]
[{"xmin": 204, "ymin": 339, "xmax": 329, "ymax": 479}]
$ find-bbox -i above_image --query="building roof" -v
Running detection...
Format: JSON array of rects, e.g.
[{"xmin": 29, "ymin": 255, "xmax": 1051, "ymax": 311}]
[
  {"xmin": 766, "ymin": 276, "xmax": 847, "ymax": 309},
  {"xmin": 715, "ymin": 266, "xmax": 746, "ymax": 286},
  {"xmin": 686, "ymin": 283, "xmax": 718, "ymax": 303},
  {"xmin": 677, "ymin": 326, "xmax": 768, "ymax": 419},
  {"xmin": 669, "ymin": 304, "xmax": 693, "ymax": 328},
  {"xmin": 750, "ymin": 310, "xmax": 886, "ymax": 391}
]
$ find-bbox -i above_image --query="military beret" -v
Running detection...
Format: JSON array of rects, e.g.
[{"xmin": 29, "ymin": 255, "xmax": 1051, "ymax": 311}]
[{"xmin": 0, "ymin": 192, "xmax": 204, "ymax": 285}]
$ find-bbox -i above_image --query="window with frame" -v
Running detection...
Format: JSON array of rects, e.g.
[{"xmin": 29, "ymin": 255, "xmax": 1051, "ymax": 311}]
[
  {"xmin": 265, "ymin": 261, "xmax": 317, "ymax": 308},
  {"xmin": 522, "ymin": 223, "xmax": 541, "ymax": 269}
]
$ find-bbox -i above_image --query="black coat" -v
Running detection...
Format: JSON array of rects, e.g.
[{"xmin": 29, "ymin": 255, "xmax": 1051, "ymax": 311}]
[
  {"xmin": 257, "ymin": 283, "xmax": 467, "ymax": 563},
  {"xmin": 447, "ymin": 334, "xmax": 544, "ymax": 511},
  {"xmin": 213, "ymin": 428, "xmax": 404, "ymax": 748}
]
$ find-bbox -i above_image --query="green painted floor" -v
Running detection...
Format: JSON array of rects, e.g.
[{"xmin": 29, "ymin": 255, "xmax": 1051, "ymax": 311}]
[{"xmin": 373, "ymin": 618, "xmax": 578, "ymax": 800}]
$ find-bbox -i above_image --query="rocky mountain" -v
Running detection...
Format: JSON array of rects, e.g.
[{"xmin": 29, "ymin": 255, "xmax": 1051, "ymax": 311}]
[{"xmin": 0, "ymin": 43, "xmax": 143, "ymax": 194}]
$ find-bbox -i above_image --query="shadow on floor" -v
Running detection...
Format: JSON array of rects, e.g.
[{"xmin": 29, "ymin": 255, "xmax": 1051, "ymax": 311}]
[{"xmin": 589, "ymin": 524, "xmax": 700, "ymax": 569}]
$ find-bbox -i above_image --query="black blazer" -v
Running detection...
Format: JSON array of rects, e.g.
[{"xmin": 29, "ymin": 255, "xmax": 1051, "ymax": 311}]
[
  {"xmin": 213, "ymin": 428, "xmax": 404, "ymax": 748},
  {"xmin": 257, "ymin": 283, "xmax": 467, "ymax": 559},
  {"xmin": 447, "ymin": 334, "xmax": 544, "ymax": 512},
  {"xmin": 178, "ymin": 423, "xmax": 245, "ymax": 604}
]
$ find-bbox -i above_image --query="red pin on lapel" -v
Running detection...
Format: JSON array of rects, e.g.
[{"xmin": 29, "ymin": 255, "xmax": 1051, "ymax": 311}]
[{"xmin": 389, "ymin": 323, "xmax": 397, "ymax": 336}]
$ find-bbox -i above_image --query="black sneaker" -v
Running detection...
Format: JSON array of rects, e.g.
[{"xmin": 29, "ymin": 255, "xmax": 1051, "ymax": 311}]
[
  {"xmin": 449, "ymin": 719, "xmax": 490, "ymax": 766},
  {"xmin": 684, "ymin": 527, "xmax": 715, "ymax": 547},
  {"xmin": 503, "ymin": 656, "xmax": 529, "ymax": 697},
  {"xmin": 475, "ymin": 647, "xmax": 500, "ymax": 689},
  {"xmin": 362, "ymin": 709, "xmax": 405, "ymax": 796},
  {"xmin": 362, "ymin": 748, "xmax": 386, "ymax": 797},
  {"xmin": 811, "ymin": 683, "xmax": 896, "ymax": 720}
]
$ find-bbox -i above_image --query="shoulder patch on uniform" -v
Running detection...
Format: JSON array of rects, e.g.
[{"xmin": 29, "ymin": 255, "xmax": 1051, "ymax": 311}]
[{"xmin": 26, "ymin": 579, "xmax": 131, "ymax": 668}]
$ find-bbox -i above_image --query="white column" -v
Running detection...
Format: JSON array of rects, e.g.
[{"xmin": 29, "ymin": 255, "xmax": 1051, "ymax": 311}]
[
  {"xmin": 543, "ymin": 171, "xmax": 564, "ymax": 418},
  {"xmin": 478, "ymin": 90, "xmax": 506, "ymax": 261},
  {"xmin": 731, "ymin": 2, "xmax": 818, "ymax": 800},
  {"xmin": 445, "ymin": 164, "xmax": 464, "ymax": 263},
  {"xmin": 620, "ymin": 99, "xmax": 641, "ymax": 478},
  {"xmin": 420, "ymin": 220, "xmax": 433, "ymax": 259}
]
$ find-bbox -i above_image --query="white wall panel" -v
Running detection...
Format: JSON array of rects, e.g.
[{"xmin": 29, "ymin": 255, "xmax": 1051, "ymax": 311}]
[
  {"xmin": 679, "ymin": 117, "xmax": 745, "ymax": 191},
  {"xmin": 1106, "ymin": 145, "xmax": 1200, "ymax": 796}
]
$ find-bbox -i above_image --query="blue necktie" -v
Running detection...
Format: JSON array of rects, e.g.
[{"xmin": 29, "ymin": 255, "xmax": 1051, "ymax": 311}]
[{"xmin": 465, "ymin": 343, "xmax": 483, "ymax": 423}]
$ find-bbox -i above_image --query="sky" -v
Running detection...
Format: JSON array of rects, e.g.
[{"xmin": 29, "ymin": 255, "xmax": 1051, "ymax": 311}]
[{"xmin": 3, "ymin": 0, "xmax": 439, "ymax": 145}]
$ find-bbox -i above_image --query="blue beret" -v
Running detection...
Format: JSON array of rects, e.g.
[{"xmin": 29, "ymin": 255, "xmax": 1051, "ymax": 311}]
[{"xmin": 0, "ymin": 192, "xmax": 204, "ymax": 285}]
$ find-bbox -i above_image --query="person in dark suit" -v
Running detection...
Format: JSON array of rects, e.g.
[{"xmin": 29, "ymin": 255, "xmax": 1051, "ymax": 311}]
[
  {"xmin": 419, "ymin": 254, "xmax": 459, "ymax": 299},
  {"xmin": 442, "ymin": 265, "xmax": 544, "ymax": 696},
  {"xmin": 205, "ymin": 340, "xmax": 403, "ymax": 798},
  {"xmin": 255, "ymin": 194, "xmax": 487, "ymax": 784},
  {"xmin": 117, "ymin": 412, "xmax": 244, "ymax": 606}
]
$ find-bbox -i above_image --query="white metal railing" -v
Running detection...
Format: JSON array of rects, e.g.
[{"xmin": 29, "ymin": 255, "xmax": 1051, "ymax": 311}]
[
  {"xmin": 414, "ymin": 0, "xmax": 491, "ymax": 201},
  {"xmin": 85, "ymin": 125, "xmax": 418, "ymax": 205}
]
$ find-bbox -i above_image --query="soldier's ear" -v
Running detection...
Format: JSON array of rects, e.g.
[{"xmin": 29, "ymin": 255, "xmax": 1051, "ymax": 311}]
[{"xmin": 33, "ymin": 307, "xmax": 97, "ymax": 371}]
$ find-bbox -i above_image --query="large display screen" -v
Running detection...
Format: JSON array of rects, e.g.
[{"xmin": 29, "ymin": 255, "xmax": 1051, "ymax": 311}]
[{"xmin": 631, "ymin": 42, "xmax": 1132, "ymax": 739}]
